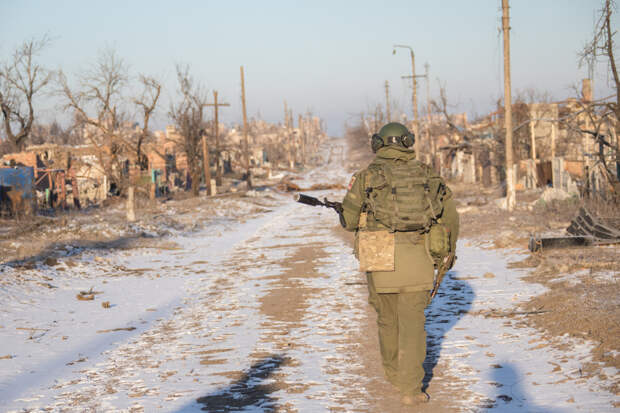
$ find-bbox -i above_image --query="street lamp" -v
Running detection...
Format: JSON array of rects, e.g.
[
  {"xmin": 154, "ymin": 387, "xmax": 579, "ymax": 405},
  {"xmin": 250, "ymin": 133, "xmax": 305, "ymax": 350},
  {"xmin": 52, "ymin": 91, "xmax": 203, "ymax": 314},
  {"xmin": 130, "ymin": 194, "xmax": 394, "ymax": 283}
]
[{"xmin": 392, "ymin": 44, "xmax": 418, "ymax": 126}]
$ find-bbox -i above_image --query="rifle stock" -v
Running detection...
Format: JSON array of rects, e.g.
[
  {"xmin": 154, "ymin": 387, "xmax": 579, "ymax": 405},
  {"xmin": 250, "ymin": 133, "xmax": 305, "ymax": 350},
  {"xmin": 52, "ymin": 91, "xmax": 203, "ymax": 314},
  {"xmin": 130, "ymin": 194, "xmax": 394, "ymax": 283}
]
[{"xmin": 430, "ymin": 253, "xmax": 456, "ymax": 299}]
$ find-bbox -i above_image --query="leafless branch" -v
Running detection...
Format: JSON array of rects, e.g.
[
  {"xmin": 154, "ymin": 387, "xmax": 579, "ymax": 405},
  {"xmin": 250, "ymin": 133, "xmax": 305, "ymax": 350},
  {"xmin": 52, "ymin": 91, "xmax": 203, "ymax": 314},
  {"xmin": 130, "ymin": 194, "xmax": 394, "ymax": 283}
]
[
  {"xmin": 169, "ymin": 65, "xmax": 208, "ymax": 196},
  {"xmin": 0, "ymin": 35, "xmax": 53, "ymax": 151},
  {"xmin": 133, "ymin": 75, "xmax": 161, "ymax": 169},
  {"xmin": 59, "ymin": 49, "xmax": 134, "ymax": 193}
]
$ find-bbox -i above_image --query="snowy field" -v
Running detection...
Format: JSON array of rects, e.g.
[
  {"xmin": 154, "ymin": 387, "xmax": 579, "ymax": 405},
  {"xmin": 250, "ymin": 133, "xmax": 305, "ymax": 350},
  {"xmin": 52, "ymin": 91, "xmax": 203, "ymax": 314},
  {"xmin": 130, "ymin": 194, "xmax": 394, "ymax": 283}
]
[{"xmin": 1, "ymin": 141, "xmax": 618, "ymax": 412}]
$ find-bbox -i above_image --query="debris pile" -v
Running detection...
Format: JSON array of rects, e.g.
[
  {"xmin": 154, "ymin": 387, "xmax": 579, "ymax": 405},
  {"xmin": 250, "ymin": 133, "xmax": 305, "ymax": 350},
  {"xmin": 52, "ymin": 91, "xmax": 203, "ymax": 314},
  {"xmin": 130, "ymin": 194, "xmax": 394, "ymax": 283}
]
[{"xmin": 529, "ymin": 207, "xmax": 620, "ymax": 251}]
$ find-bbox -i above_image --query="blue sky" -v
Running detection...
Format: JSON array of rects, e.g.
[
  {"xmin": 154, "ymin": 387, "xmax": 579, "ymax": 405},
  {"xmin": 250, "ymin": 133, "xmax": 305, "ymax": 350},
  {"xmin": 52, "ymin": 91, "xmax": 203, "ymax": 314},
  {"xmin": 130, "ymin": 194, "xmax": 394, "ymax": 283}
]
[{"xmin": 1, "ymin": 1, "xmax": 617, "ymax": 135}]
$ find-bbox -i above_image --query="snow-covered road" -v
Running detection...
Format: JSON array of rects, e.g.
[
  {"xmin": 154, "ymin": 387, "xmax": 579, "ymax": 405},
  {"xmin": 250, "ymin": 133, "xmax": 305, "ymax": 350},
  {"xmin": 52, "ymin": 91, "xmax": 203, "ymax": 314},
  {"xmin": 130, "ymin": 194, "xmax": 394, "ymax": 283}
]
[
  {"xmin": 0, "ymin": 186, "xmax": 372, "ymax": 412},
  {"xmin": 1, "ymin": 141, "xmax": 618, "ymax": 412}
]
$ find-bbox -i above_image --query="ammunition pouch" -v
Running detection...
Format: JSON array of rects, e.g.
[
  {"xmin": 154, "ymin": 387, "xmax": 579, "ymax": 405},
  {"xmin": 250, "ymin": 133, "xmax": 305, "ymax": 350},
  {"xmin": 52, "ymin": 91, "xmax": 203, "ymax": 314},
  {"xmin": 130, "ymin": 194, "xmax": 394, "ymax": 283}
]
[
  {"xmin": 357, "ymin": 230, "xmax": 395, "ymax": 272},
  {"xmin": 429, "ymin": 222, "xmax": 451, "ymax": 265}
]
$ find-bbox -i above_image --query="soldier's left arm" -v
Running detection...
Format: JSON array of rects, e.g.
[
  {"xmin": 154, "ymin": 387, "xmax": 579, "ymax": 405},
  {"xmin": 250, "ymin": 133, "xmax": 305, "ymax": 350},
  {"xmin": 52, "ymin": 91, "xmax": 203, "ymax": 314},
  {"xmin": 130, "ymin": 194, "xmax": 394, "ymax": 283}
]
[
  {"xmin": 340, "ymin": 171, "xmax": 365, "ymax": 231},
  {"xmin": 441, "ymin": 184, "xmax": 460, "ymax": 253}
]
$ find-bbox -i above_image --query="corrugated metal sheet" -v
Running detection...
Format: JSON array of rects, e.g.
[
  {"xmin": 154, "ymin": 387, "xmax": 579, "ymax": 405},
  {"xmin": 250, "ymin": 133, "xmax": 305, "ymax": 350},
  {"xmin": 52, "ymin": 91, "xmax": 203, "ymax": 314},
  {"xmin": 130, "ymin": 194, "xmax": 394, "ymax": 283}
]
[{"xmin": 0, "ymin": 167, "xmax": 35, "ymax": 199}]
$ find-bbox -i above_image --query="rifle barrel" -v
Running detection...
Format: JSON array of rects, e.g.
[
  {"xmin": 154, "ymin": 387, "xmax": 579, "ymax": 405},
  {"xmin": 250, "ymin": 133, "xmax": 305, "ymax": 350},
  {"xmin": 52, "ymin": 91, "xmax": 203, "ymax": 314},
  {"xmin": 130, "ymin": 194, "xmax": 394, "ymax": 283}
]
[{"xmin": 294, "ymin": 193, "xmax": 324, "ymax": 207}]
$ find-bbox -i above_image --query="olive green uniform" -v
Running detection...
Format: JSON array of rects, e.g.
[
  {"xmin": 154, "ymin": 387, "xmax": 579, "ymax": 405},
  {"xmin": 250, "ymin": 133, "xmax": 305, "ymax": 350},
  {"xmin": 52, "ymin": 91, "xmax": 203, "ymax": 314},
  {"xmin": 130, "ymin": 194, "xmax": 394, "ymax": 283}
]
[{"xmin": 341, "ymin": 145, "xmax": 459, "ymax": 396}]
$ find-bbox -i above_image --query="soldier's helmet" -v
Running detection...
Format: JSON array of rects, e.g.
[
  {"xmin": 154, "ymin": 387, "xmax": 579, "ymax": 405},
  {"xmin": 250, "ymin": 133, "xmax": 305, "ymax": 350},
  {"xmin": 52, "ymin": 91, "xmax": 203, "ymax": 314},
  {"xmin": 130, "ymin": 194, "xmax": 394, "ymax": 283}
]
[{"xmin": 371, "ymin": 122, "xmax": 415, "ymax": 153}]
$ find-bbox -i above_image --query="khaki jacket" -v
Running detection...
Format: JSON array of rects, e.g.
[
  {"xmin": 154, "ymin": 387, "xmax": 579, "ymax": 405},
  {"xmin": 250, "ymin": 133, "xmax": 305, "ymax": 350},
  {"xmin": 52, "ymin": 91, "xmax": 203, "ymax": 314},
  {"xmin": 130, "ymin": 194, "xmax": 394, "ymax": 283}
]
[{"xmin": 341, "ymin": 146, "xmax": 459, "ymax": 293}]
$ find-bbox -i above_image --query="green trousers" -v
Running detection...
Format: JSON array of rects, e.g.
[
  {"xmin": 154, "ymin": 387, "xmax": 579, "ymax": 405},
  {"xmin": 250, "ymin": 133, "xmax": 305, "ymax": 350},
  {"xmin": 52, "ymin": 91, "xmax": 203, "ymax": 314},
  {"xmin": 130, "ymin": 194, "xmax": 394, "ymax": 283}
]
[{"xmin": 367, "ymin": 274, "xmax": 430, "ymax": 396}]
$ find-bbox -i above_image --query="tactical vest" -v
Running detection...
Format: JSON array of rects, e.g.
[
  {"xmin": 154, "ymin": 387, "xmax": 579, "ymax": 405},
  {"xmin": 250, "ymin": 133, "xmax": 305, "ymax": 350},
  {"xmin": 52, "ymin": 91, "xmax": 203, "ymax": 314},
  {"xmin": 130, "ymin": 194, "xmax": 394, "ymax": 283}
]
[{"xmin": 363, "ymin": 159, "xmax": 445, "ymax": 232}]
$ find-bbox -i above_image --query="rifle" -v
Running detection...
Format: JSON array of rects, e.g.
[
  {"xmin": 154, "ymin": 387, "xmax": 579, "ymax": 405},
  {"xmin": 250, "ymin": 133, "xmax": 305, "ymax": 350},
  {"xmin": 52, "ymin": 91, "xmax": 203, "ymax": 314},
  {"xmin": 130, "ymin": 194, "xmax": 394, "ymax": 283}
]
[
  {"xmin": 294, "ymin": 193, "xmax": 343, "ymax": 214},
  {"xmin": 430, "ymin": 252, "xmax": 456, "ymax": 300}
]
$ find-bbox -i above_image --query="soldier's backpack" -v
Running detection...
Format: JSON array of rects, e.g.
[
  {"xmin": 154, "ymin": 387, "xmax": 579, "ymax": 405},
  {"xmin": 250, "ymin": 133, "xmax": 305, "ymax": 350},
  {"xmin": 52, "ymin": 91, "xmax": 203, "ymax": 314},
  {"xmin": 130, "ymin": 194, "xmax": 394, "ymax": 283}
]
[{"xmin": 363, "ymin": 160, "xmax": 445, "ymax": 232}]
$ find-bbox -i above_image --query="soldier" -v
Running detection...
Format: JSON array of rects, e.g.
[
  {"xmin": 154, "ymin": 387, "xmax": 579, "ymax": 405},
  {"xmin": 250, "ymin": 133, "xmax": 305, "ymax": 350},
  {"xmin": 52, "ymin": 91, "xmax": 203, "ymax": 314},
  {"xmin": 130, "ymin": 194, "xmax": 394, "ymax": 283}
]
[{"xmin": 340, "ymin": 122, "xmax": 459, "ymax": 405}]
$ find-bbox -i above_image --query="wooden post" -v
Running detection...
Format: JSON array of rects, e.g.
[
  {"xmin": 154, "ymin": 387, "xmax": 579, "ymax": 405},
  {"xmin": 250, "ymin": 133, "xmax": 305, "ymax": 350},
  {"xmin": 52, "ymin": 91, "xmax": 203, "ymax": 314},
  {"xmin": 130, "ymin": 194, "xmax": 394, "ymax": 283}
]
[
  {"xmin": 47, "ymin": 171, "xmax": 53, "ymax": 208},
  {"xmin": 409, "ymin": 49, "xmax": 418, "ymax": 146},
  {"xmin": 60, "ymin": 171, "xmax": 67, "ymax": 209},
  {"xmin": 70, "ymin": 167, "xmax": 81, "ymax": 209},
  {"xmin": 126, "ymin": 186, "xmax": 136, "ymax": 222},
  {"xmin": 288, "ymin": 108, "xmax": 294, "ymax": 168},
  {"xmin": 299, "ymin": 114, "xmax": 305, "ymax": 165},
  {"xmin": 551, "ymin": 120, "xmax": 556, "ymax": 159},
  {"xmin": 205, "ymin": 91, "xmax": 229, "ymax": 186},
  {"xmin": 529, "ymin": 118, "xmax": 536, "ymax": 160},
  {"xmin": 502, "ymin": 0, "xmax": 516, "ymax": 211},
  {"xmin": 54, "ymin": 171, "xmax": 63, "ymax": 209},
  {"xmin": 211, "ymin": 91, "xmax": 219, "ymax": 188},
  {"xmin": 284, "ymin": 100, "xmax": 293, "ymax": 167},
  {"xmin": 240, "ymin": 66, "xmax": 252, "ymax": 189},
  {"xmin": 102, "ymin": 175, "xmax": 107, "ymax": 201},
  {"xmin": 288, "ymin": 109, "xmax": 293, "ymax": 133},
  {"xmin": 201, "ymin": 133, "xmax": 212, "ymax": 195},
  {"xmin": 395, "ymin": 45, "xmax": 424, "ymax": 154},
  {"xmin": 425, "ymin": 62, "xmax": 431, "ymax": 159},
  {"xmin": 214, "ymin": 91, "xmax": 221, "ymax": 186},
  {"xmin": 149, "ymin": 169, "xmax": 156, "ymax": 200},
  {"xmin": 209, "ymin": 178, "xmax": 217, "ymax": 196}
]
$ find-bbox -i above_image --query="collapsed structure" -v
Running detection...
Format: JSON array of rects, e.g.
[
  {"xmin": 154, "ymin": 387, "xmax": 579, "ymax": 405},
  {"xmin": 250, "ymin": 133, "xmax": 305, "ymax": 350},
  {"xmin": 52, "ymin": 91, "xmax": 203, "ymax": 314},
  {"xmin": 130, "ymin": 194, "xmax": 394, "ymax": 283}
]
[
  {"xmin": 413, "ymin": 79, "xmax": 618, "ymax": 199},
  {"xmin": 0, "ymin": 116, "xmax": 327, "ymax": 216}
]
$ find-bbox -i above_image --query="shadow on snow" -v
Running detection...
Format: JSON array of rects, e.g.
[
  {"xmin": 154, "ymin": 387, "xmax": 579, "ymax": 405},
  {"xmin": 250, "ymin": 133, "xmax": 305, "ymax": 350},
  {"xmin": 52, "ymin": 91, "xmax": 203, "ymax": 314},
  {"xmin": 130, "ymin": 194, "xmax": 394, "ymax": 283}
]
[
  {"xmin": 185, "ymin": 354, "xmax": 288, "ymax": 413},
  {"xmin": 0, "ymin": 234, "xmax": 159, "ymax": 269},
  {"xmin": 478, "ymin": 362, "xmax": 573, "ymax": 412},
  {"xmin": 423, "ymin": 269, "xmax": 474, "ymax": 392}
]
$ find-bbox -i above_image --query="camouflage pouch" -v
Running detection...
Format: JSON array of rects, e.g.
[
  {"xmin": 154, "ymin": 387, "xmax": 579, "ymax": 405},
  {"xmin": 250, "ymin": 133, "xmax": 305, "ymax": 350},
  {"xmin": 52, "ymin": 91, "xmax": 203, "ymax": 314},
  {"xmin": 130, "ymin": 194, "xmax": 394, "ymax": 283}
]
[
  {"xmin": 429, "ymin": 223, "xmax": 450, "ymax": 262},
  {"xmin": 353, "ymin": 212, "xmax": 368, "ymax": 260},
  {"xmin": 358, "ymin": 230, "xmax": 395, "ymax": 272}
]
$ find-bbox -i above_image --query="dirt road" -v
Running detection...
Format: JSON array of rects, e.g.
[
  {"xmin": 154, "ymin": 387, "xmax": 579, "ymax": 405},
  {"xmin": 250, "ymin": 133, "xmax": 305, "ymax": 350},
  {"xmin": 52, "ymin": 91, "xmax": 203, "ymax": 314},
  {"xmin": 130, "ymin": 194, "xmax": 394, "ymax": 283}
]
[{"xmin": 1, "ymin": 141, "xmax": 618, "ymax": 412}]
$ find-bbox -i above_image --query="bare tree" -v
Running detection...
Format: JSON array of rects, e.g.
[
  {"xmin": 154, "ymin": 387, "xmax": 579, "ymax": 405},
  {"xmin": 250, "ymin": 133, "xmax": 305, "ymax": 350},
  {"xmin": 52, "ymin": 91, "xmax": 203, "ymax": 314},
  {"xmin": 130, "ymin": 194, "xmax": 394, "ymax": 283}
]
[
  {"xmin": 431, "ymin": 85, "xmax": 469, "ymax": 145},
  {"xmin": 133, "ymin": 75, "xmax": 161, "ymax": 170},
  {"xmin": 578, "ymin": 0, "xmax": 620, "ymax": 197},
  {"xmin": 429, "ymin": 85, "xmax": 475, "ymax": 176},
  {"xmin": 169, "ymin": 65, "xmax": 207, "ymax": 196},
  {"xmin": 59, "ymin": 48, "xmax": 130, "ymax": 193},
  {"xmin": 560, "ymin": 96, "xmax": 619, "ymax": 197},
  {"xmin": 430, "ymin": 85, "xmax": 507, "ymax": 183},
  {"xmin": 580, "ymin": 0, "xmax": 620, "ymax": 121},
  {"xmin": 0, "ymin": 36, "xmax": 53, "ymax": 151}
]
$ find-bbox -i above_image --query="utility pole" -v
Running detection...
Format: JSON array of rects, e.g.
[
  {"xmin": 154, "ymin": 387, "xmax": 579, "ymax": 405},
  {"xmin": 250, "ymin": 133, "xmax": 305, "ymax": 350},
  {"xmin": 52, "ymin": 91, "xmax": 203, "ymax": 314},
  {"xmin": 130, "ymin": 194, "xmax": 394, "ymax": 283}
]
[
  {"xmin": 284, "ymin": 100, "xmax": 294, "ymax": 168},
  {"xmin": 385, "ymin": 80, "xmax": 391, "ymax": 122},
  {"xmin": 425, "ymin": 63, "xmax": 430, "ymax": 126},
  {"xmin": 551, "ymin": 121, "xmax": 556, "ymax": 159},
  {"xmin": 240, "ymin": 66, "xmax": 251, "ymax": 189},
  {"xmin": 201, "ymin": 129, "xmax": 212, "ymax": 195},
  {"xmin": 425, "ymin": 62, "xmax": 435, "ymax": 166},
  {"xmin": 502, "ymin": 0, "xmax": 515, "ymax": 211},
  {"xmin": 529, "ymin": 117, "xmax": 536, "ymax": 160},
  {"xmin": 394, "ymin": 45, "xmax": 425, "ymax": 154},
  {"xmin": 284, "ymin": 100, "xmax": 289, "ymax": 129},
  {"xmin": 205, "ymin": 90, "xmax": 230, "ymax": 187},
  {"xmin": 412, "ymin": 53, "xmax": 418, "ymax": 124},
  {"xmin": 393, "ymin": 45, "xmax": 418, "ymax": 124},
  {"xmin": 298, "ymin": 113, "xmax": 305, "ymax": 165},
  {"xmin": 288, "ymin": 109, "xmax": 293, "ymax": 133},
  {"xmin": 400, "ymin": 68, "xmax": 427, "ymax": 154}
]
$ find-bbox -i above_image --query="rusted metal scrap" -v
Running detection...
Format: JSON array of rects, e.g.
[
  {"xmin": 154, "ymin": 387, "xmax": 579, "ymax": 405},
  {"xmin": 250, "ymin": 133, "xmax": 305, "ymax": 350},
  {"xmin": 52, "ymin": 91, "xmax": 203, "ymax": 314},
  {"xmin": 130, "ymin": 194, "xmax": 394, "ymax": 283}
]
[
  {"xmin": 529, "ymin": 235, "xmax": 595, "ymax": 252},
  {"xmin": 567, "ymin": 207, "xmax": 620, "ymax": 239},
  {"xmin": 529, "ymin": 207, "xmax": 620, "ymax": 252}
]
